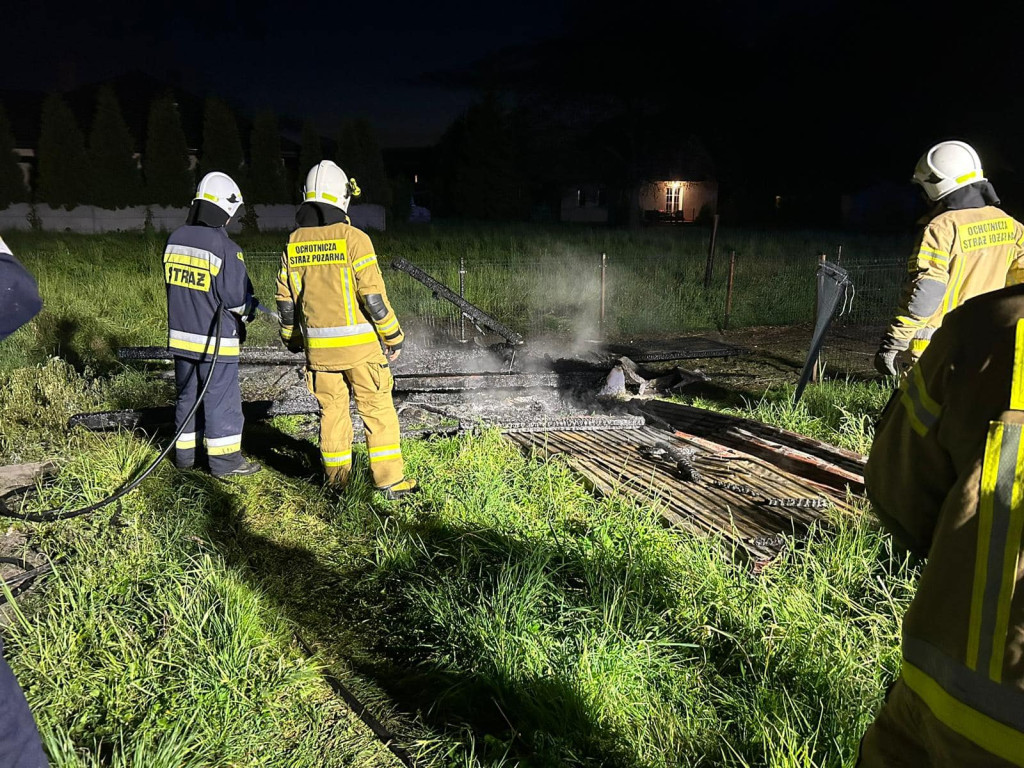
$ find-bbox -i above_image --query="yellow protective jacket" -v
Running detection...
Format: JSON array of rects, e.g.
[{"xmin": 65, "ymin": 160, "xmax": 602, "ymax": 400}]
[
  {"xmin": 275, "ymin": 220, "xmax": 404, "ymax": 371},
  {"xmin": 866, "ymin": 283, "xmax": 1024, "ymax": 764},
  {"xmin": 885, "ymin": 204, "xmax": 1024, "ymax": 356}
]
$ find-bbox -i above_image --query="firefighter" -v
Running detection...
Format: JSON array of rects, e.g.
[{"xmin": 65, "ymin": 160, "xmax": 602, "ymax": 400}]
[
  {"xmin": 275, "ymin": 161, "xmax": 418, "ymax": 499},
  {"xmin": 874, "ymin": 140, "xmax": 1024, "ymax": 377},
  {"xmin": 0, "ymin": 236, "xmax": 42, "ymax": 342},
  {"xmin": 0, "ymin": 237, "xmax": 50, "ymax": 768},
  {"xmin": 164, "ymin": 172, "xmax": 261, "ymax": 477},
  {"xmin": 858, "ymin": 281, "xmax": 1024, "ymax": 766}
]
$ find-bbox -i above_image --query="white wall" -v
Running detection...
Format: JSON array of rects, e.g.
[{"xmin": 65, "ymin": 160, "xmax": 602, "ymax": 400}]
[{"xmin": 0, "ymin": 203, "xmax": 386, "ymax": 233}]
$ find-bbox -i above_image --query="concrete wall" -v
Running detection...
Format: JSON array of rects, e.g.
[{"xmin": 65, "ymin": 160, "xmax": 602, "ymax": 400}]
[
  {"xmin": 0, "ymin": 203, "xmax": 386, "ymax": 233},
  {"xmin": 638, "ymin": 181, "xmax": 718, "ymax": 221}
]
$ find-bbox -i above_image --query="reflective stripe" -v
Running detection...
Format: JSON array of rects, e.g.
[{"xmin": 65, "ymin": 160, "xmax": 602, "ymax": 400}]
[
  {"xmin": 352, "ymin": 254, "xmax": 378, "ymax": 272},
  {"xmin": 919, "ymin": 246, "xmax": 950, "ymax": 262},
  {"xmin": 902, "ymin": 642, "xmax": 1024, "ymax": 766},
  {"xmin": 227, "ymin": 301, "xmax": 250, "ymax": 315},
  {"xmin": 322, "ymin": 192, "xmax": 338, "ymax": 203},
  {"xmin": 955, "ymin": 171, "xmax": 979, "ymax": 185},
  {"xmin": 176, "ymin": 431, "xmax": 197, "ymax": 450},
  {"xmin": 205, "ymin": 434, "xmax": 242, "ymax": 455},
  {"xmin": 278, "ymin": 266, "xmax": 288, "ymax": 283},
  {"xmin": 377, "ymin": 316, "xmax": 400, "ymax": 334},
  {"xmin": 945, "ymin": 257, "xmax": 967, "ymax": 312},
  {"xmin": 1012, "ymin": 320, "xmax": 1024, "ymax": 410},
  {"xmin": 304, "ymin": 323, "xmax": 375, "ymax": 338},
  {"xmin": 918, "ymin": 249, "xmax": 950, "ymax": 270},
  {"xmin": 305, "ymin": 191, "xmax": 316, "ymax": 200},
  {"xmin": 369, "ymin": 443, "xmax": 401, "ymax": 463},
  {"xmin": 307, "ymin": 332, "xmax": 379, "ymax": 349},
  {"xmin": 163, "ymin": 245, "xmax": 223, "ymax": 273},
  {"xmin": 910, "ymin": 338, "xmax": 931, "ymax": 354},
  {"xmin": 966, "ymin": 421, "xmax": 1024, "ymax": 680},
  {"xmin": 290, "ymin": 271, "xmax": 302, "ymax": 296},
  {"xmin": 895, "ymin": 314, "xmax": 926, "ymax": 329},
  {"xmin": 280, "ymin": 327, "xmax": 294, "ymax": 340},
  {"xmin": 900, "ymin": 363, "xmax": 940, "ymax": 436},
  {"xmin": 321, "ymin": 451, "xmax": 352, "ymax": 466},
  {"xmin": 342, "ymin": 267, "xmax": 356, "ymax": 325},
  {"xmin": 168, "ymin": 339, "xmax": 240, "ymax": 356}
]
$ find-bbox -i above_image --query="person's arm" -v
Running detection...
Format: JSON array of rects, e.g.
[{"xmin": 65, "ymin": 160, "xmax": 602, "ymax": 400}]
[
  {"xmin": 0, "ymin": 237, "xmax": 43, "ymax": 342},
  {"xmin": 1006, "ymin": 221, "xmax": 1024, "ymax": 287},
  {"xmin": 275, "ymin": 249, "xmax": 302, "ymax": 351},
  {"xmin": 876, "ymin": 220, "xmax": 952, "ymax": 373},
  {"xmin": 866, "ymin": 318, "xmax": 958, "ymax": 557},
  {"xmin": 219, "ymin": 238, "xmax": 257, "ymax": 322},
  {"xmin": 351, "ymin": 233, "xmax": 404, "ymax": 357}
]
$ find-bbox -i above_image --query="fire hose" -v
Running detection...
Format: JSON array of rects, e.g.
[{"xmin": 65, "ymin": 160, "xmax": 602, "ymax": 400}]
[{"xmin": 0, "ymin": 304, "xmax": 226, "ymax": 524}]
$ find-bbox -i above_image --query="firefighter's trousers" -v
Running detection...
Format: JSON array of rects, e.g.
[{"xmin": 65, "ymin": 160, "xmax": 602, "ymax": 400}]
[
  {"xmin": 858, "ymin": 678, "xmax": 1019, "ymax": 767},
  {"xmin": 0, "ymin": 635, "xmax": 48, "ymax": 767},
  {"xmin": 306, "ymin": 353, "xmax": 404, "ymax": 489},
  {"xmin": 173, "ymin": 357, "xmax": 245, "ymax": 476}
]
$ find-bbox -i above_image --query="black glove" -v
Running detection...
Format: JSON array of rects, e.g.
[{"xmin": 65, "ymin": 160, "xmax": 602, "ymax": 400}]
[{"xmin": 242, "ymin": 298, "xmax": 259, "ymax": 324}]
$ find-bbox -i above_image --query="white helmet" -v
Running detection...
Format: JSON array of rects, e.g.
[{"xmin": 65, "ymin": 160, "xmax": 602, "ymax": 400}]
[
  {"xmin": 912, "ymin": 140, "xmax": 985, "ymax": 201},
  {"xmin": 303, "ymin": 160, "xmax": 360, "ymax": 212},
  {"xmin": 194, "ymin": 172, "xmax": 244, "ymax": 218}
]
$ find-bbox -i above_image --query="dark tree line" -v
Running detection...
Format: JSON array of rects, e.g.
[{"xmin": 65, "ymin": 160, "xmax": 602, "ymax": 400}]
[{"xmin": 0, "ymin": 91, "xmax": 392, "ymax": 212}]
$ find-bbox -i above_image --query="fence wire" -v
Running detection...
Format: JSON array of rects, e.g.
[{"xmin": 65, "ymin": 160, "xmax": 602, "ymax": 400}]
[{"xmin": 245, "ymin": 235, "xmax": 911, "ymax": 373}]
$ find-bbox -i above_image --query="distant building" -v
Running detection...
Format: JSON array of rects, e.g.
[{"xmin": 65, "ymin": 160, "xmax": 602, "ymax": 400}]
[{"xmin": 639, "ymin": 179, "xmax": 718, "ymax": 223}]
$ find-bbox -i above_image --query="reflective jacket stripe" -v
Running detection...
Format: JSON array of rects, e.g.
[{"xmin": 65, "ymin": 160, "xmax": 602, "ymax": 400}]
[
  {"xmin": 304, "ymin": 323, "xmax": 375, "ymax": 338},
  {"xmin": 945, "ymin": 257, "xmax": 968, "ymax": 312},
  {"xmin": 163, "ymin": 245, "xmax": 223, "ymax": 273},
  {"xmin": 966, "ymin": 421, "xmax": 1024, "ymax": 679},
  {"xmin": 1012, "ymin": 320, "xmax": 1024, "ymax": 410},
  {"xmin": 168, "ymin": 330, "xmax": 240, "ymax": 356},
  {"xmin": 341, "ymin": 267, "xmax": 356, "ymax": 325},
  {"xmin": 900, "ymin": 364, "xmax": 941, "ymax": 436},
  {"xmin": 353, "ymin": 254, "xmax": 378, "ymax": 272},
  {"xmin": 307, "ymin": 332, "xmax": 379, "ymax": 348},
  {"xmin": 902, "ymin": 639, "xmax": 1024, "ymax": 766}
]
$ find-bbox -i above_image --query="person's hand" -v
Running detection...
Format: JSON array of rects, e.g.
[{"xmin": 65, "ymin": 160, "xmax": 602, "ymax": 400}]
[
  {"xmin": 386, "ymin": 345, "xmax": 402, "ymax": 363},
  {"xmin": 242, "ymin": 298, "xmax": 259, "ymax": 324},
  {"xmin": 874, "ymin": 348, "xmax": 899, "ymax": 377}
]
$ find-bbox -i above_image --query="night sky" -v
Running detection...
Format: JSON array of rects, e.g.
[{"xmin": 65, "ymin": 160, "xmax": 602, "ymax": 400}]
[{"xmin": 4, "ymin": 0, "xmax": 1024, "ymax": 203}]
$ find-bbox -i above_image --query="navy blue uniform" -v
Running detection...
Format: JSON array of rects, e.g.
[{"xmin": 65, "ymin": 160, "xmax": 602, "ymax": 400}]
[
  {"xmin": 0, "ymin": 637, "xmax": 48, "ymax": 767},
  {"xmin": 163, "ymin": 224, "xmax": 255, "ymax": 475},
  {"xmin": 0, "ymin": 239, "xmax": 49, "ymax": 765},
  {"xmin": 0, "ymin": 237, "xmax": 42, "ymax": 342}
]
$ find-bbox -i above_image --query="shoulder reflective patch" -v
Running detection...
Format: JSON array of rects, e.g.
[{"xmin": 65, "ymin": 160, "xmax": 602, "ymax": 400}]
[
  {"xmin": 958, "ymin": 217, "xmax": 1017, "ymax": 253},
  {"xmin": 287, "ymin": 239, "xmax": 348, "ymax": 267},
  {"xmin": 1012, "ymin": 320, "xmax": 1024, "ymax": 411},
  {"xmin": 165, "ymin": 263, "xmax": 210, "ymax": 292},
  {"xmin": 237, "ymin": 251, "xmax": 245, "ymax": 262}
]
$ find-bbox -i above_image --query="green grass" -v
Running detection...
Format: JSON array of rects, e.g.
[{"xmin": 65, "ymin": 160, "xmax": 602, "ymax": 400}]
[{"xmin": 0, "ymin": 358, "xmax": 915, "ymax": 767}]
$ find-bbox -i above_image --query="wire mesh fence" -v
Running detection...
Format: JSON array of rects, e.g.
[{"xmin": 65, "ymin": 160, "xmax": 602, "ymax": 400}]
[{"xmin": 244, "ymin": 226, "xmax": 912, "ymax": 367}]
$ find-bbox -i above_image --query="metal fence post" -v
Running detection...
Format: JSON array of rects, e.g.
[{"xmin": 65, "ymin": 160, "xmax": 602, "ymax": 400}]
[
  {"xmin": 811, "ymin": 253, "xmax": 826, "ymax": 383},
  {"xmin": 724, "ymin": 251, "xmax": 736, "ymax": 329},
  {"xmin": 459, "ymin": 255, "xmax": 467, "ymax": 343},
  {"xmin": 599, "ymin": 252, "xmax": 607, "ymax": 333},
  {"xmin": 703, "ymin": 213, "xmax": 720, "ymax": 290}
]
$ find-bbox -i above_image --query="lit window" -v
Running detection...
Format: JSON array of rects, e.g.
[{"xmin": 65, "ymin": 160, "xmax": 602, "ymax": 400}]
[{"xmin": 665, "ymin": 183, "xmax": 681, "ymax": 213}]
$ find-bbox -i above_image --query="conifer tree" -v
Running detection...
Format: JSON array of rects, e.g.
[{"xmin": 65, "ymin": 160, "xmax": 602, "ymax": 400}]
[
  {"xmin": 37, "ymin": 94, "xmax": 89, "ymax": 209},
  {"xmin": 0, "ymin": 102, "xmax": 27, "ymax": 208},
  {"xmin": 248, "ymin": 111, "xmax": 286, "ymax": 204},
  {"xmin": 143, "ymin": 95, "xmax": 194, "ymax": 205},
  {"xmin": 200, "ymin": 97, "xmax": 245, "ymax": 180},
  {"xmin": 87, "ymin": 86, "xmax": 141, "ymax": 208}
]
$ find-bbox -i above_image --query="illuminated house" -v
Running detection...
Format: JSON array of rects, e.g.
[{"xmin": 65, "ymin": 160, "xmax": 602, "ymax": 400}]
[{"xmin": 638, "ymin": 179, "xmax": 718, "ymax": 223}]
